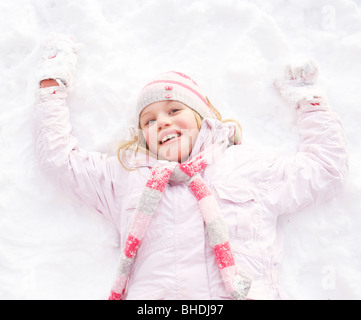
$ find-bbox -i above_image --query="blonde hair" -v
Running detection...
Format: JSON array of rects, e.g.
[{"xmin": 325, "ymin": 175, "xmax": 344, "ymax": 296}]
[{"xmin": 117, "ymin": 98, "xmax": 242, "ymax": 170}]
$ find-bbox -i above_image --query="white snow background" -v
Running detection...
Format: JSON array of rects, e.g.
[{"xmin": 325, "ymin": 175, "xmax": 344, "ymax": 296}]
[{"xmin": 0, "ymin": 0, "xmax": 360, "ymax": 300}]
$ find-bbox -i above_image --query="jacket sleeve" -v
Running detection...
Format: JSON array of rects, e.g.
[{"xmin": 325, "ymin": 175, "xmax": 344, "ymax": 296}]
[
  {"xmin": 33, "ymin": 86, "xmax": 122, "ymax": 219},
  {"xmin": 259, "ymin": 97, "xmax": 348, "ymax": 216}
]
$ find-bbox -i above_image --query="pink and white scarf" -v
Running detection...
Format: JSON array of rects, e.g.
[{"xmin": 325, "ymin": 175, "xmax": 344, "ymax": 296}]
[{"xmin": 108, "ymin": 143, "xmax": 252, "ymax": 300}]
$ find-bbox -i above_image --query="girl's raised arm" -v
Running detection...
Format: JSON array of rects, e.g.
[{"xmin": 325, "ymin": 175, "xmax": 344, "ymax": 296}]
[
  {"xmin": 34, "ymin": 35, "xmax": 123, "ymax": 220},
  {"xmin": 259, "ymin": 60, "xmax": 348, "ymax": 216}
]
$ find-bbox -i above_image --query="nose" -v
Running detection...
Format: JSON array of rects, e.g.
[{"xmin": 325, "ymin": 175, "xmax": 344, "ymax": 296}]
[{"xmin": 157, "ymin": 112, "xmax": 172, "ymax": 130}]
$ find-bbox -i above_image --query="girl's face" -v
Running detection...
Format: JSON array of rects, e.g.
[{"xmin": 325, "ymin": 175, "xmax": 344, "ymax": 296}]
[{"xmin": 139, "ymin": 101, "xmax": 200, "ymax": 163}]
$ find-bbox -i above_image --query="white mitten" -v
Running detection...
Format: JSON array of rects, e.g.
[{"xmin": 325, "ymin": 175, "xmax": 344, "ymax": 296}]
[
  {"xmin": 274, "ymin": 60, "xmax": 327, "ymax": 109},
  {"xmin": 36, "ymin": 34, "xmax": 82, "ymax": 87}
]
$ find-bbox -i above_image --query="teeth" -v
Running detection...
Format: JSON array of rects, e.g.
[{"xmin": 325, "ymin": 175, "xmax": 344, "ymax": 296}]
[{"xmin": 161, "ymin": 133, "xmax": 180, "ymax": 144}]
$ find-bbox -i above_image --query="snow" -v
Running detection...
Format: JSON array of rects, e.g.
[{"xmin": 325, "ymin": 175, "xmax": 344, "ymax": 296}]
[{"xmin": 1, "ymin": 0, "xmax": 361, "ymax": 300}]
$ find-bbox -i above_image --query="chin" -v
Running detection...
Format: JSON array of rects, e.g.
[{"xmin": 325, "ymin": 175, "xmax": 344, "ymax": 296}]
[
  {"xmin": 158, "ymin": 147, "xmax": 190, "ymax": 163},
  {"xmin": 158, "ymin": 153, "xmax": 186, "ymax": 163}
]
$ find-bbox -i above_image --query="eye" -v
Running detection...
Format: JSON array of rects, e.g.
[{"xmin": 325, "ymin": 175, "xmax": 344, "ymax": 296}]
[
  {"xmin": 145, "ymin": 119, "xmax": 156, "ymax": 126},
  {"xmin": 169, "ymin": 108, "xmax": 180, "ymax": 115},
  {"xmin": 141, "ymin": 117, "xmax": 155, "ymax": 127}
]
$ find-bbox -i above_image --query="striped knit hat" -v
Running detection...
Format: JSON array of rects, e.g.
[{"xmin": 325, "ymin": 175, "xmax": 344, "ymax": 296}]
[{"xmin": 136, "ymin": 71, "xmax": 217, "ymax": 120}]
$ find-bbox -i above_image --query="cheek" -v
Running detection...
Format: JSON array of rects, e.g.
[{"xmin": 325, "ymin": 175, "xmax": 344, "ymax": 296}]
[
  {"xmin": 179, "ymin": 115, "xmax": 199, "ymax": 142},
  {"xmin": 143, "ymin": 128, "xmax": 158, "ymax": 151},
  {"xmin": 177, "ymin": 116, "xmax": 193, "ymax": 129},
  {"xmin": 177, "ymin": 112, "xmax": 199, "ymax": 131}
]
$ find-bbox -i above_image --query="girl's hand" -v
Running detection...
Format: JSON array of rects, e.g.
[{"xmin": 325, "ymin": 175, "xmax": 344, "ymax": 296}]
[
  {"xmin": 36, "ymin": 34, "xmax": 82, "ymax": 88},
  {"xmin": 274, "ymin": 59, "xmax": 325, "ymax": 107},
  {"xmin": 278, "ymin": 59, "xmax": 319, "ymax": 86}
]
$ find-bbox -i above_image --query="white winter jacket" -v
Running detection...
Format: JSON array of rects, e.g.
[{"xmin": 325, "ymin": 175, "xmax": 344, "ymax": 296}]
[{"xmin": 34, "ymin": 86, "xmax": 348, "ymax": 300}]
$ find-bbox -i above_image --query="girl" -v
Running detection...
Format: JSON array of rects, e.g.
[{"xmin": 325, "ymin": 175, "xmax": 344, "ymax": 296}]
[{"xmin": 34, "ymin": 35, "xmax": 348, "ymax": 300}]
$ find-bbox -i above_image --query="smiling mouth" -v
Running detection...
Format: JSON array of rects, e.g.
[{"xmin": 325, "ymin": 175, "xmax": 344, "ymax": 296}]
[{"xmin": 160, "ymin": 133, "xmax": 182, "ymax": 145}]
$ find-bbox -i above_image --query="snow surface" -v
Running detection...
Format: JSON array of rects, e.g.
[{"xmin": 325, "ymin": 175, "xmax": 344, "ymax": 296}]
[{"xmin": 1, "ymin": 0, "xmax": 361, "ymax": 300}]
